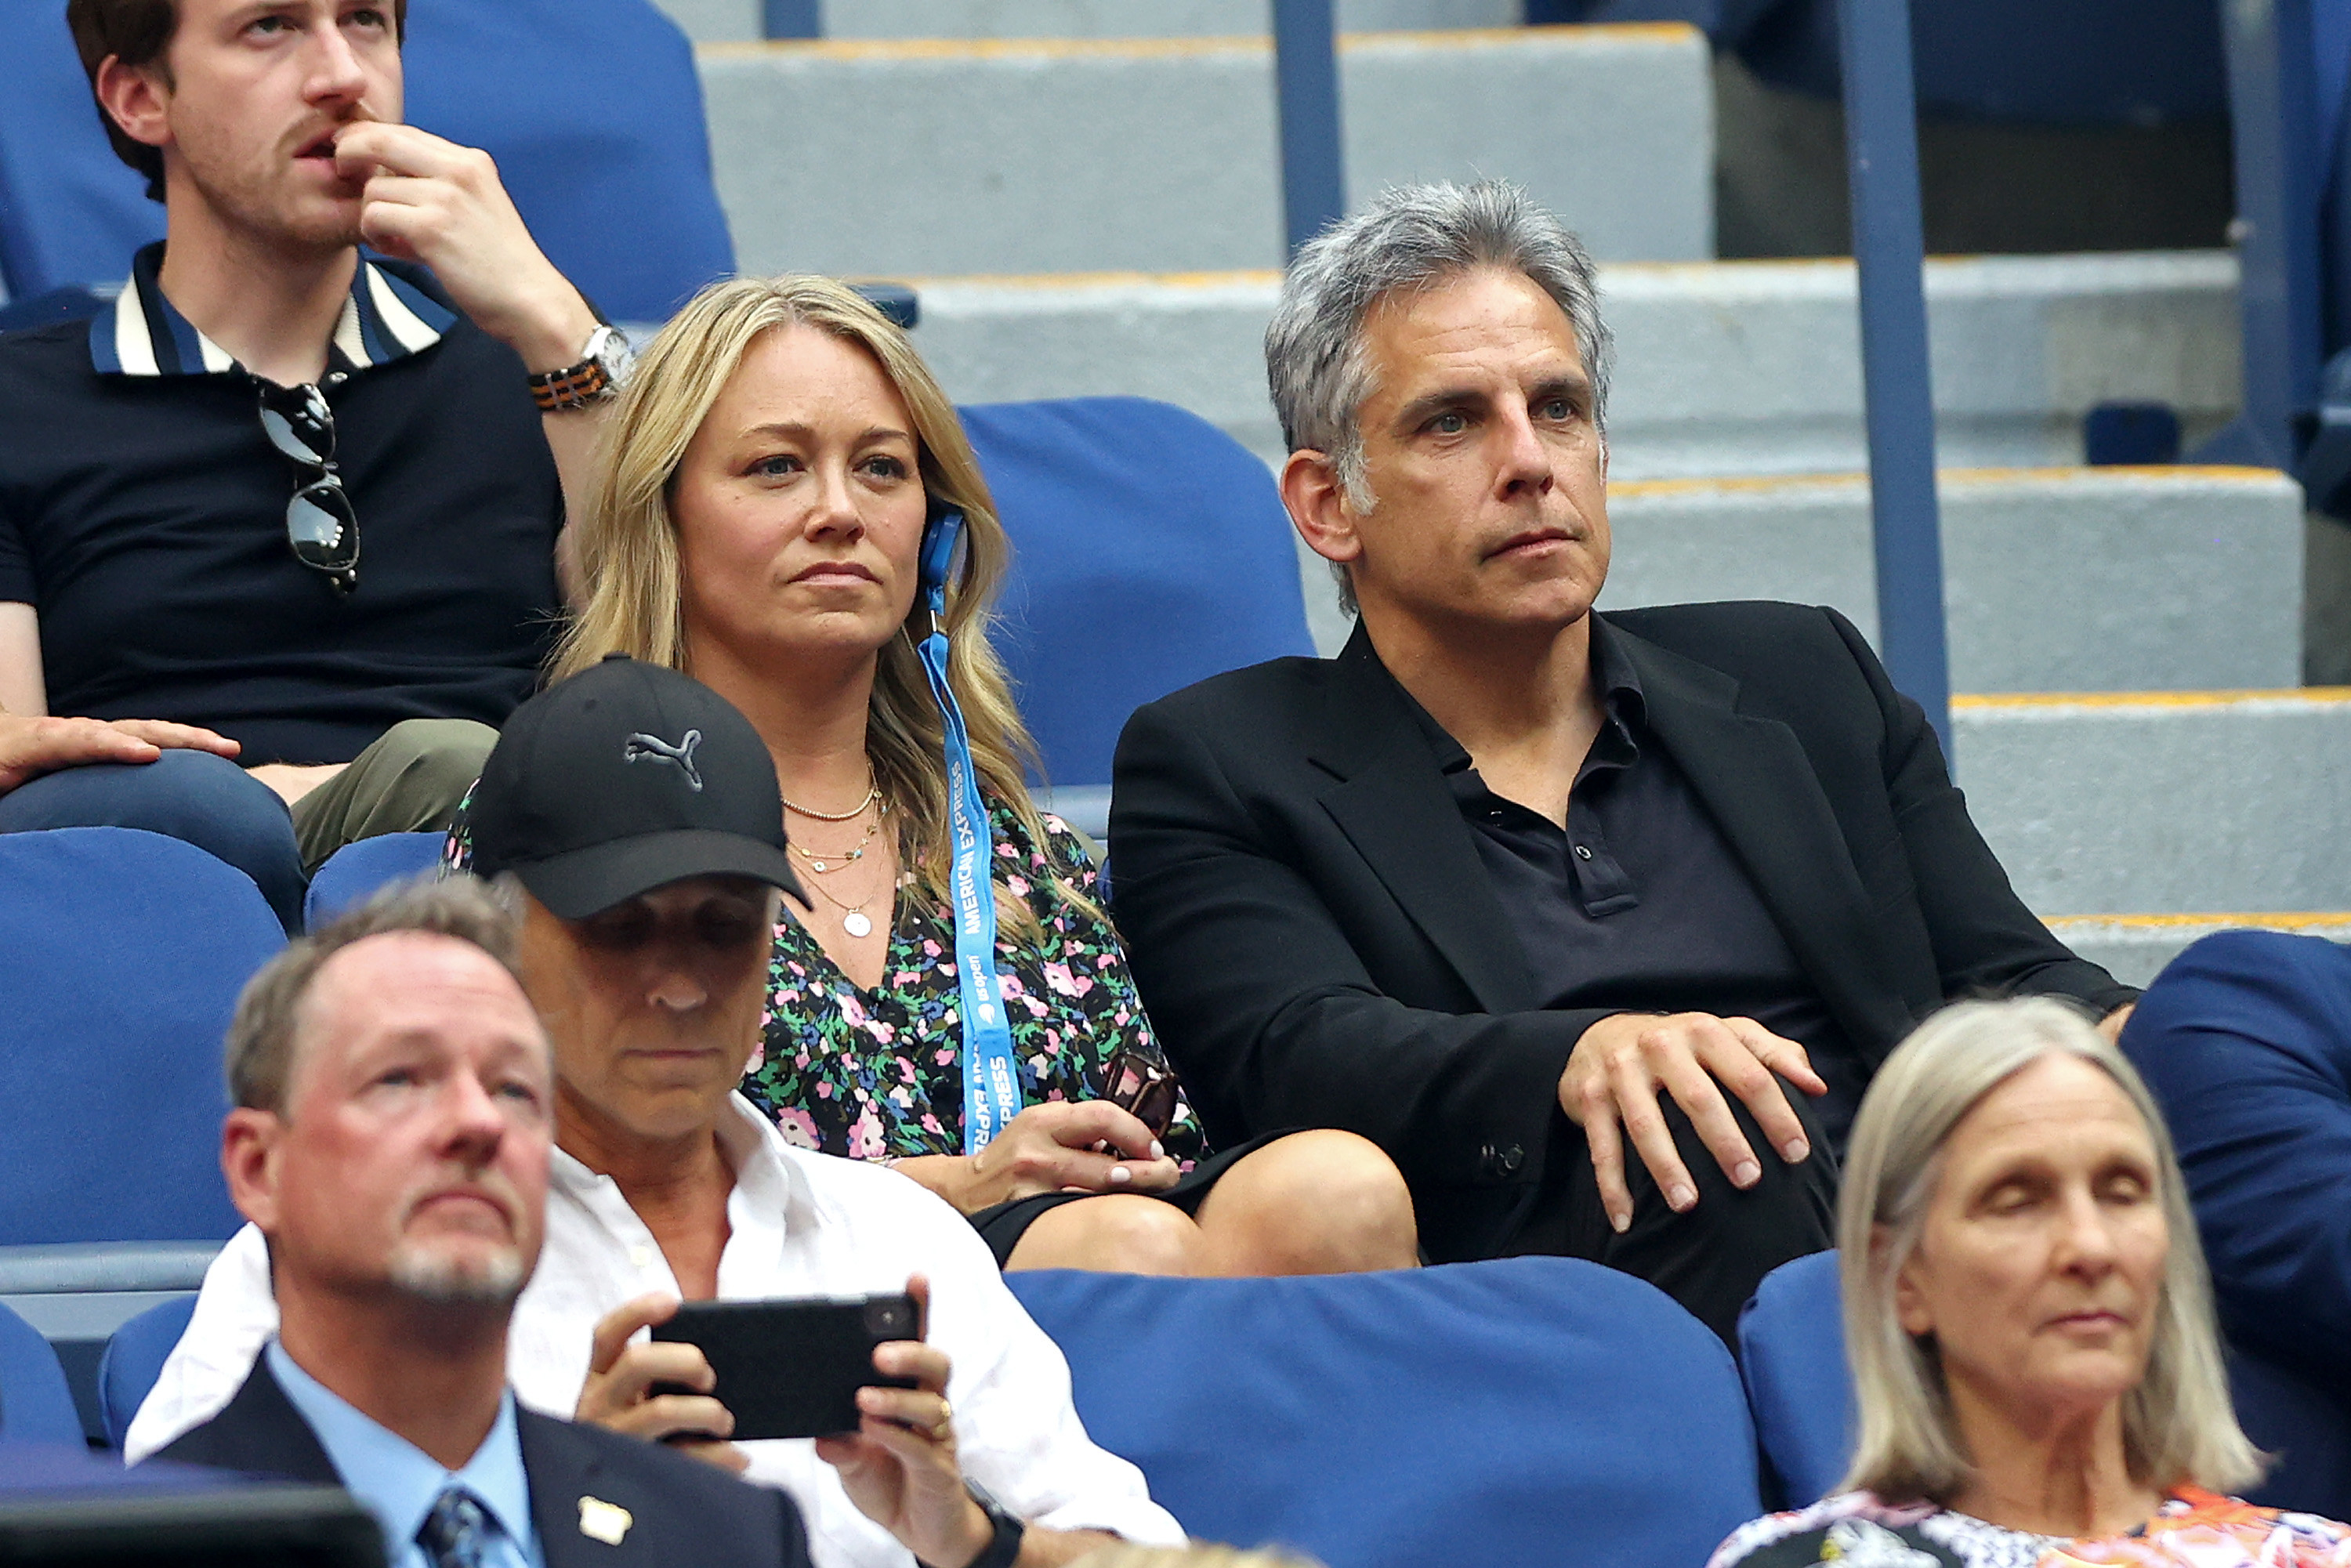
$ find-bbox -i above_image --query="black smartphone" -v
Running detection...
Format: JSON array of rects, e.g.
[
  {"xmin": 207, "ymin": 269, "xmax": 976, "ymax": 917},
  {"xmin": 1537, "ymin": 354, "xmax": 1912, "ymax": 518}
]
[{"xmin": 649, "ymin": 1293, "xmax": 921, "ymax": 1441}]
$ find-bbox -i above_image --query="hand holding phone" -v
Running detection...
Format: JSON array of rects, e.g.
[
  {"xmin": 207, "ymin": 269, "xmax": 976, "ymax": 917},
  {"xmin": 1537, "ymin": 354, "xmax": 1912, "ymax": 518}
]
[
  {"xmin": 650, "ymin": 1292, "xmax": 922, "ymax": 1441},
  {"xmin": 575, "ymin": 1293, "xmax": 749, "ymax": 1472}
]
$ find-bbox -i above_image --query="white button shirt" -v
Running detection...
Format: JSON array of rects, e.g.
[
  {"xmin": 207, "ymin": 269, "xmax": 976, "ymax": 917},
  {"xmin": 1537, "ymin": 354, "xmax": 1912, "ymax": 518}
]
[{"xmin": 128, "ymin": 1095, "xmax": 1186, "ymax": 1568}]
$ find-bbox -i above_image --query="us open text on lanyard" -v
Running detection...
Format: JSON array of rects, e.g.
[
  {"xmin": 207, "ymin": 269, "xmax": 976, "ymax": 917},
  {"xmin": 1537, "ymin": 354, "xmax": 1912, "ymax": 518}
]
[{"xmin": 915, "ymin": 512, "xmax": 1023, "ymax": 1155}]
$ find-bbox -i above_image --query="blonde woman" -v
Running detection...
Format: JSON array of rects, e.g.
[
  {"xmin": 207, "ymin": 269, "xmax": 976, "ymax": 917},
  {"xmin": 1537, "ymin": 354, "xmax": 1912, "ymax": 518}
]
[
  {"xmin": 1708, "ymin": 998, "xmax": 2349, "ymax": 1568},
  {"xmin": 522, "ymin": 273, "xmax": 1418, "ymax": 1276}
]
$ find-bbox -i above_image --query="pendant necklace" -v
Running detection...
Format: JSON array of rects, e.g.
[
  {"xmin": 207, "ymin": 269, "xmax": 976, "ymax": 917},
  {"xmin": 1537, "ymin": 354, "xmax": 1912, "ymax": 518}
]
[{"xmin": 802, "ymin": 869, "xmax": 882, "ymax": 939}]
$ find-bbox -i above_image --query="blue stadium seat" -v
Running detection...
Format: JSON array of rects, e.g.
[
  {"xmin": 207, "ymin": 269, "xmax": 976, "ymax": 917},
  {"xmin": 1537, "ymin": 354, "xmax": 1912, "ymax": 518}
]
[
  {"xmin": 97, "ymin": 1295, "xmax": 197, "ymax": 1454},
  {"xmin": 1005, "ymin": 1258, "xmax": 1760, "ymax": 1568},
  {"xmin": 1737, "ymin": 1248, "xmax": 1848, "ymax": 1506},
  {"xmin": 962, "ymin": 397, "xmax": 1314, "ymax": 789},
  {"xmin": 303, "ymin": 831, "xmax": 448, "ymax": 930},
  {"xmin": 0, "ymin": 1, "xmax": 730, "ymax": 320},
  {"xmin": 1737, "ymin": 1249, "xmax": 2351, "ymax": 1519},
  {"xmin": 0, "ymin": 1300, "xmax": 83, "ymax": 1446},
  {"xmin": 0, "ymin": 828, "xmax": 279, "ymax": 1247}
]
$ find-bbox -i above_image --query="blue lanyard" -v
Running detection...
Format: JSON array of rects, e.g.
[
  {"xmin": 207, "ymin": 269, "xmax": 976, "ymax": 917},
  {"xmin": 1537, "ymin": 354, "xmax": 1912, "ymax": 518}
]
[{"xmin": 915, "ymin": 512, "xmax": 1023, "ymax": 1155}]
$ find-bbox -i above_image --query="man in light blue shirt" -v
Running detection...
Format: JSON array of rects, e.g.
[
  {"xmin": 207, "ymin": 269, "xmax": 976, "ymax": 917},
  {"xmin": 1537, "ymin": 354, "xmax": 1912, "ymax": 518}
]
[
  {"xmin": 268, "ymin": 1339, "xmax": 543, "ymax": 1568},
  {"xmin": 149, "ymin": 876, "xmax": 811, "ymax": 1568}
]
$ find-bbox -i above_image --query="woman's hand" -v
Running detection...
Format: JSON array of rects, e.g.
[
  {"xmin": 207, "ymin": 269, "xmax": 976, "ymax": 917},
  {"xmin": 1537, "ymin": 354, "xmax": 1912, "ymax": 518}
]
[
  {"xmin": 574, "ymin": 1293, "xmax": 748, "ymax": 1474},
  {"xmin": 815, "ymin": 1275, "xmax": 997, "ymax": 1568},
  {"xmin": 896, "ymin": 1101, "xmax": 1179, "ymax": 1213}
]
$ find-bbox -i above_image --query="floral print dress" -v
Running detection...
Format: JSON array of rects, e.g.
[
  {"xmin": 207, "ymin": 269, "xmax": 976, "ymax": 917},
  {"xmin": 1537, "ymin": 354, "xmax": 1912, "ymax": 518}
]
[
  {"xmin": 445, "ymin": 795, "xmax": 1204, "ymax": 1164},
  {"xmin": 1708, "ymin": 1488, "xmax": 2351, "ymax": 1568},
  {"xmin": 740, "ymin": 802, "xmax": 1204, "ymax": 1162}
]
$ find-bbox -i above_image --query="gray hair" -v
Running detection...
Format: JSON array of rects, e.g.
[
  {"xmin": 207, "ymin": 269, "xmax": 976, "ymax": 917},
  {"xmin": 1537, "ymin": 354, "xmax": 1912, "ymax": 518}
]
[
  {"xmin": 1837, "ymin": 997, "xmax": 2262, "ymax": 1503},
  {"xmin": 224, "ymin": 875, "xmax": 525, "ymax": 1116},
  {"xmin": 1264, "ymin": 180, "xmax": 1614, "ymax": 616}
]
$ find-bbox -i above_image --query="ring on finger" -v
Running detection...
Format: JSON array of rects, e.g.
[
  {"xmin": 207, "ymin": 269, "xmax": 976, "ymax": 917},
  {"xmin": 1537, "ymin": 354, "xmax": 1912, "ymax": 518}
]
[{"xmin": 929, "ymin": 1398, "xmax": 955, "ymax": 1443}]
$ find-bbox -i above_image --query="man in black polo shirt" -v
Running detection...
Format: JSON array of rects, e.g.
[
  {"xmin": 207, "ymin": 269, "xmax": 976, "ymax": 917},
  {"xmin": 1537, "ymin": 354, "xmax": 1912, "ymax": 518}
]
[
  {"xmin": 1107, "ymin": 182, "xmax": 2139, "ymax": 1338},
  {"xmin": 0, "ymin": 0, "xmax": 634, "ymax": 929}
]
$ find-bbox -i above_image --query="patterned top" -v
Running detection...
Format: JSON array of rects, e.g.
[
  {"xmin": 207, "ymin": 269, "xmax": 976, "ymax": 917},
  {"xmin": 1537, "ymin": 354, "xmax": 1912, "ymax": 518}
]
[
  {"xmin": 445, "ymin": 795, "xmax": 1206, "ymax": 1166},
  {"xmin": 1708, "ymin": 1489, "xmax": 2351, "ymax": 1568}
]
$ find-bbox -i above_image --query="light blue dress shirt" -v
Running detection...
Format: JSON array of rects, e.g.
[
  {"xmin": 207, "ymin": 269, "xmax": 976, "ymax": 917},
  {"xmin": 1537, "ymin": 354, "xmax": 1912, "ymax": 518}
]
[{"xmin": 266, "ymin": 1340, "xmax": 547, "ymax": 1568}]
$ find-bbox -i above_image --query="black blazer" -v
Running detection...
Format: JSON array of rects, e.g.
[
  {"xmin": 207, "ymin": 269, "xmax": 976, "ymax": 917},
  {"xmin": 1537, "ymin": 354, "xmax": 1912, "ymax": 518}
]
[
  {"xmin": 153, "ymin": 1357, "xmax": 810, "ymax": 1568},
  {"xmin": 1109, "ymin": 603, "xmax": 2134, "ymax": 1259}
]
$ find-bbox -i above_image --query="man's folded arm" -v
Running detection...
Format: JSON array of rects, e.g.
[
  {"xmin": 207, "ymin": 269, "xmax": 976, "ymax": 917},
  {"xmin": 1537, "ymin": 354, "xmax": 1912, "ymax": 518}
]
[
  {"xmin": 1111, "ymin": 694, "xmax": 1607, "ymax": 1196},
  {"xmin": 1824, "ymin": 607, "xmax": 2135, "ymax": 1016}
]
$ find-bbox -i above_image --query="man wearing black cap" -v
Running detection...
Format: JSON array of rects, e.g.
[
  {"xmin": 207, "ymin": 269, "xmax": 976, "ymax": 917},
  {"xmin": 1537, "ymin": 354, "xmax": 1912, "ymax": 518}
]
[{"xmin": 131, "ymin": 657, "xmax": 1185, "ymax": 1568}]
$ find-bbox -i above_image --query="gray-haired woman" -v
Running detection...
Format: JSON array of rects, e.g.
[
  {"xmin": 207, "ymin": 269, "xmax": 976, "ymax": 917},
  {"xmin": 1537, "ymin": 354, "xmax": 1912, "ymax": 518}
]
[{"xmin": 1708, "ymin": 997, "xmax": 2351, "ymax": 1568}]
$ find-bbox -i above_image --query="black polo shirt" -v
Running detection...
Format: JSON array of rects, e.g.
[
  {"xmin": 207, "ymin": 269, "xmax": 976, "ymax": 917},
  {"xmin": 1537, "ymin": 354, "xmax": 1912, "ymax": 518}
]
[
  {"xmin": 1387, "ymin": 620, "xmax": 1868, "ymax": 1147},
  {"xmin": 0, "ymin": 242, "xmax": 562, "ymax": 765}
]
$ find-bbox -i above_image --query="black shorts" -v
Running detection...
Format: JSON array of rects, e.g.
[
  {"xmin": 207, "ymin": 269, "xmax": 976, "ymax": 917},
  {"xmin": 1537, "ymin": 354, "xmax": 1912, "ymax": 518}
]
[{"xmin": 968, "ymin": 1132, "xmax": 1286, "ymax": 1267}]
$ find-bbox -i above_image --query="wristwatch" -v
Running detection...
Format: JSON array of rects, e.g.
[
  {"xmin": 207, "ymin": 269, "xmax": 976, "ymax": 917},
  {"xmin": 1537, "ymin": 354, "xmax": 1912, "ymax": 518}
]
[
  {"xmin": 918, "ymin": 1483, "xmax": 1024, "ymax": 1568},
  {"xmin": 527, "ymin": 323, "xmax": 634, "ymax": 411}
]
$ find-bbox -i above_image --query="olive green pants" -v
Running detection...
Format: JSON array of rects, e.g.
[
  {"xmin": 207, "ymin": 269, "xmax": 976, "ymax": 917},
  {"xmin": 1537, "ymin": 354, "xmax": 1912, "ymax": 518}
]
[{"xmin": 288, "ymin": 717, "xmax": 498, "ymax": 875}]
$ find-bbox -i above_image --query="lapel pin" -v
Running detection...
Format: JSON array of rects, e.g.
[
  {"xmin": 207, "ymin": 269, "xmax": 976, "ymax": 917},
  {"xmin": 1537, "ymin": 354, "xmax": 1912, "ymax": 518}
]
[{"xmin": 578, "ymin": 1496, "xmax": 633, "ymax": 1546}]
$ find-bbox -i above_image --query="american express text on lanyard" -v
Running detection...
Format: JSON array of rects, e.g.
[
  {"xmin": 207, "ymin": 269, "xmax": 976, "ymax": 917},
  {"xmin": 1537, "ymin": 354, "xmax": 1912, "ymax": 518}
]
[{"xmin": 915, "ymin": 510, "xmax": 1023, "ymax": 1155}]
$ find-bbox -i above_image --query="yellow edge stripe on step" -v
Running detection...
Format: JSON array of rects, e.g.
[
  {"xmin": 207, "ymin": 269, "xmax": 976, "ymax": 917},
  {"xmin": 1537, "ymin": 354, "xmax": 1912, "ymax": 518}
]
[
  {"xmin": 1610, "ymin": 466, "xmax": 2288, "ymax": 500},
  {"xmin": 1953, "ymin": 688, "xmax": 2351, "ymax": 711},
  {"xmin": 699, "ymin": 23, "xmax": 1697, "ymax": 64}
]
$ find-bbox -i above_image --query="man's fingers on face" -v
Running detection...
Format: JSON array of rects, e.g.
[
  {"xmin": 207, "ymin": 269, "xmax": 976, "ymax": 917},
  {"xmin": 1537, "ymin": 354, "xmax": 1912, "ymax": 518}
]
[{"xmin": 331, "ymin": 121, "xmax": 441, "ymax": 175}]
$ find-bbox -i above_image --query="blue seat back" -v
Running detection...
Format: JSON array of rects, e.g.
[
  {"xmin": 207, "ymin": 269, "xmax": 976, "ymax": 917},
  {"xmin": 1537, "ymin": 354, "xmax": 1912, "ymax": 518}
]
[
  {"xmin": 1738, "ymin": 1249, "xmax": 2351, "ymax": 1518},
  {"xmin": 1005, "ymin": 1257, "xmax": 1760, "ymax": 1568},
  {"xmin": 97, "ymin": 1295, "xmax": 197, "ymax": 1454},
  {"xmin": 961, "ymin": 398, "xmax": 1313, "ymax": 788},
  {"xmin": 0, "ymin": 1, "xmax": 730, "ymax": 320},
  {"xmin": 304, "ymin": 831, "xmax": 448, "ymax": 930},
  {"xmin": 0, "ymin": 828, "xmax": 280, "ymax": 1245},
  {"xmin": 1737, "ymin": 1248, "xmax": 1850, "ymax": 1506},
  {"xmin": 0, "ymin": 1300, "xmax": 82, "ymax": 1445}
]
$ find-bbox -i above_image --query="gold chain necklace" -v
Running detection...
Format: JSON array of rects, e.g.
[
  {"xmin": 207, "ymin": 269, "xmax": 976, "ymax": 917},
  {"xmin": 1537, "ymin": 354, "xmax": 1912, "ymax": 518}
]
[
  {"xmin": 792, "ymin": 801, "xmax": 885, "ymax": 875},
  {"xmin": 781, "ymin": 783, "xmax": 879, "ymax": 823}
]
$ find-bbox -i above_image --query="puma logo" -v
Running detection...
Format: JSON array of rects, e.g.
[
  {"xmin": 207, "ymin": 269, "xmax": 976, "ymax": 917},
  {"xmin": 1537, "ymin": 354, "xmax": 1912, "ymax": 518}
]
[{"xmin": 622, "ymin": 729, "xmax": 704, "ymax": 791}]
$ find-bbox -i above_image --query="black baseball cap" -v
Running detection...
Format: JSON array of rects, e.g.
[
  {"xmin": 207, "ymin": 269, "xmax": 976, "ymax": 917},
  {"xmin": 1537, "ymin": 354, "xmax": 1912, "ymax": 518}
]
[{"xmin": 468, "ymin": 654, "xmax": 805, "ymax": 918}]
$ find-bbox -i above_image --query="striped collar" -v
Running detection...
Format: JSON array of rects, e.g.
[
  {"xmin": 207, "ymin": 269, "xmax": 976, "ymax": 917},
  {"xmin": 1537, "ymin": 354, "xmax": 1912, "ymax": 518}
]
[{"xmin": 90, "ymin": 241, "xmax": 457, "ymax": 378}]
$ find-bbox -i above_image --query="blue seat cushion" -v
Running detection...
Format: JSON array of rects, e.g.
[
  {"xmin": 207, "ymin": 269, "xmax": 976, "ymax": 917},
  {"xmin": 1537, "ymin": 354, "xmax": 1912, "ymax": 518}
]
[{"xmin": 1008, "ymin": 1257, "xmax": 1759, "ymax": 1568}]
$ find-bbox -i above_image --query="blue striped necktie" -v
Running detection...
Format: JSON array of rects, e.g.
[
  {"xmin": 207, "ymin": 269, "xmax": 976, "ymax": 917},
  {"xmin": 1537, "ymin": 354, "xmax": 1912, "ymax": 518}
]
[{"xmin": 417, "ymin": 1487, "xmax": 489, "ymax": 1568}]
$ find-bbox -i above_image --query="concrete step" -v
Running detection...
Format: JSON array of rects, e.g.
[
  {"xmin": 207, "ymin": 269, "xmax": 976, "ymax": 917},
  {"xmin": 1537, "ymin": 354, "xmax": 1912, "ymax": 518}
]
[
  {"xmin": 657, "ymin": 0, "xmax": 1521, "ymax": 44},
  {"xmin": 699, "ymin": 25, "xmax": 1712, "ymax": 278},
  {"xmin": 1597, "ymin": 467, "xmax": 2304, "ymax": 693},
  {"xmin": 911, "ymin": 252, "xmax": 2239, "ymax": 476},
  {"xmin": 1954, "ymin": 690, "xmax": 2351, "ymax": 917},
  {"xmin": 2045, "ymin": 914, "xmax": 2351, "ymax": 989}
]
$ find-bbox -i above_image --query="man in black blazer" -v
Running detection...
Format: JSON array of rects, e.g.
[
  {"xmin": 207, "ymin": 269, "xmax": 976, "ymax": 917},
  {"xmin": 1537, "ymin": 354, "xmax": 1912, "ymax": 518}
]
[
  {"xmin": 1109, "ymin": 181, "xmax": 2135, "ymax": 1338},
  {"xmin": 149, "ymin": 877, "xmax": 809, "ymax": 1568}
]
